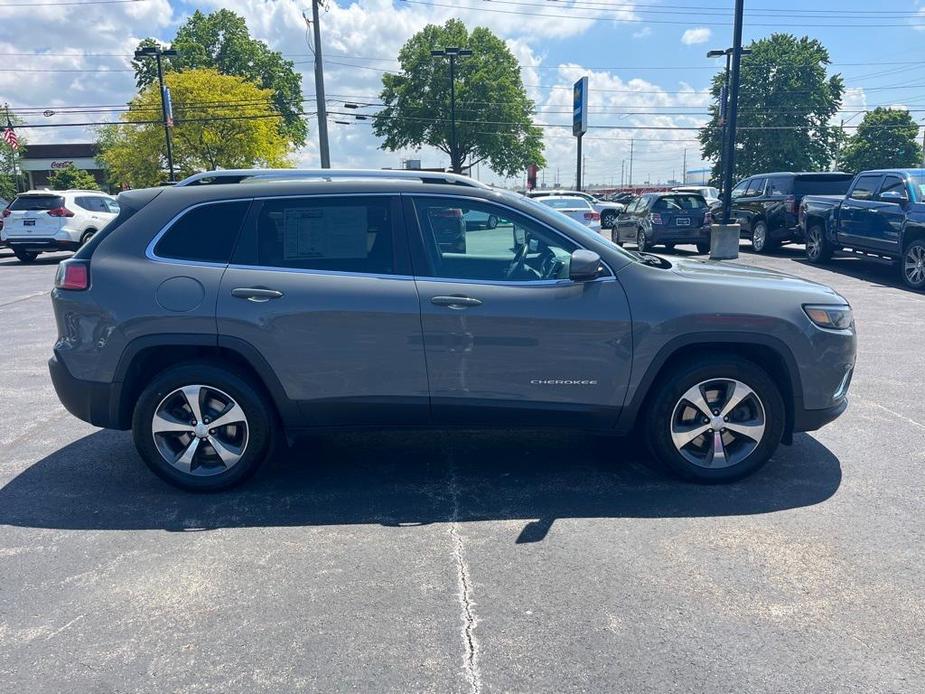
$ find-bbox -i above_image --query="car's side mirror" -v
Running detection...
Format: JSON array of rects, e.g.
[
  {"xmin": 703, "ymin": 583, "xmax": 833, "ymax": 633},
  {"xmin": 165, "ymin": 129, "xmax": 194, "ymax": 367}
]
[
  {"xmin": 569, "ymin": 249, "xmax": 602, "ymax": 281},
  {"xmin": 880, "ymin": 190, "xmax": 908, "ymax": 206}
]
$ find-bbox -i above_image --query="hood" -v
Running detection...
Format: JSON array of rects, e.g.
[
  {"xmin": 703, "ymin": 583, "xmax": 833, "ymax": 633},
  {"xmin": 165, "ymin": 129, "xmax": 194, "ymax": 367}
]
[{"xmin": 668, "ymin": 256, "xmax": 846, "ymax": 301}]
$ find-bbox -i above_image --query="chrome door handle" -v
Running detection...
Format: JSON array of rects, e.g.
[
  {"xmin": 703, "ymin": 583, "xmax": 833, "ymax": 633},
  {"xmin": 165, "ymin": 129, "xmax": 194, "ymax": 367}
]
[
  {"xmin": 231, "ymin": 287, "xmax": 284, "ymax": 302},
  {"xmin": 431, "ymin": 295, "xmax": 482, "ymax": 309}
]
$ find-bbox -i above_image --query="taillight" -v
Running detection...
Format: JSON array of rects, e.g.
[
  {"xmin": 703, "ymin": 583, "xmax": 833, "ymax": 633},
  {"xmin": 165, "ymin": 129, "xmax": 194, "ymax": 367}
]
[
  {"xmin": 786, "ymin": 195, "xmax": 798, "ymax": 215},
  {"xmin": 650, "ymin": 213, "xmax": 664, "ymax": 225},
  {"xmin": 48, "ymin": 207, "xmax": 75, "ymax": 218},
  {"xmin": 1, "ymin": 208, "xmax": 10, "ymax": 218},
  {"xmin": 55, "ymin": 260, "xmax": 89, "ymax": 290},
  {"xmin": 584, "ymin": 211, "xmax": 601, "ymax": 221},
  {"xmin": 704, "ymin": 211, "xmax": 713, "ymax": 225}
]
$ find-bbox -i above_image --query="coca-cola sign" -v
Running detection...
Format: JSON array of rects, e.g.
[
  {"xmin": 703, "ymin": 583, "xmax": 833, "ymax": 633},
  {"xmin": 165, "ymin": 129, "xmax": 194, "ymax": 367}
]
[{"xmin": 50, "ymin": 160, "xmax": 75, "ymax": 169}]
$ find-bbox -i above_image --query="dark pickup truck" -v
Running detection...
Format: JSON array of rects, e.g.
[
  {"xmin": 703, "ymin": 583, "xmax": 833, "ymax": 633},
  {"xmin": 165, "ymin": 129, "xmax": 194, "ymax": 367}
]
[{"xmin": 800, "ymin": 169, "xmax": 925, "ymax": 290}]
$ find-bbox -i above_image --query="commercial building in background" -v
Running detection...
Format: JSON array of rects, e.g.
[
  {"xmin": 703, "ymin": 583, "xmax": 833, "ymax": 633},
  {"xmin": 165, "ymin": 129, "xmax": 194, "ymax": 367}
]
[
  {"xmin": 19, "ymin": 144, "xmax": 108, "ymax": 190},
  {"xmin": 685, "ymin": 167, "xmax": 712, "ymax": 186}
]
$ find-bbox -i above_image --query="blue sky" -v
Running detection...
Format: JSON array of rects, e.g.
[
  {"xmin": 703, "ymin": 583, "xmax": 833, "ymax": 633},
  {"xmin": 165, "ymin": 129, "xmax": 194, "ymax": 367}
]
[{"xmin": 1, "ymin": 0, "xmax": 923, "ymax": 186}]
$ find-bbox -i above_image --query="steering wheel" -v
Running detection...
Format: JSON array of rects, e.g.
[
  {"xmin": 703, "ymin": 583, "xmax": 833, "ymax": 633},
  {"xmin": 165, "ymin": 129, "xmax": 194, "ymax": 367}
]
[{"xmin": 504, "ymin": 235, "xmax": 531, "ymax": 279}]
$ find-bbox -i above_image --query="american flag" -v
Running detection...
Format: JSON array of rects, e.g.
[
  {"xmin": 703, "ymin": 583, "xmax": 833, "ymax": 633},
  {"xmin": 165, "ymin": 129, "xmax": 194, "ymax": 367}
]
[{"xmin": 2, "ymin": 112, "xmax": 19, "ymax": 151}]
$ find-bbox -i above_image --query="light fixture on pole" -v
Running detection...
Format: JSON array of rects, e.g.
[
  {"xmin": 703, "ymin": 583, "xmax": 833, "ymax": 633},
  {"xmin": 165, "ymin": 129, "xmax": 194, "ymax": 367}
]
[
  {"xmin": 431, "ymin": 47, "xmax": 473, "ymax": 173},
  {"xmin": 134, "ymin": 45, "xmax": 178, "ymax": 182}
]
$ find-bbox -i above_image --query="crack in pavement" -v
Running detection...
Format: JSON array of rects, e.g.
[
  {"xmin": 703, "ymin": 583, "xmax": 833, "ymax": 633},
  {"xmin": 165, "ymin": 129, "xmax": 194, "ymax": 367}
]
[
  {"xmin": 0, "ymin": 290, "xmax": 49, "ymax": 309},
  {"xmin": 447, "ymin": 458, "xmax": 482, "ymax": 694}
]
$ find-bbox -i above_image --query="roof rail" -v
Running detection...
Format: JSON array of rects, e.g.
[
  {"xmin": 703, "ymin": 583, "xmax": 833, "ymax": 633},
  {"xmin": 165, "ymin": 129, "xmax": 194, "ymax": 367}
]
[{"xmin": 175, "ymin": 168, "xmax": 489, "ymax": 189}]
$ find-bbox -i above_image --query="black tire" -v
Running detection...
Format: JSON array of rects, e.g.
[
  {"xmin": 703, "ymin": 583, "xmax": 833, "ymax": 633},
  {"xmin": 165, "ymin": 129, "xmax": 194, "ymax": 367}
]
[
  {"xmin": 696, "ymin": 242, "xmax": 710, "ymax": 255},
  {"xmin": 665, "ymin": 243, "xmax": 675, "ymax": 252},
  {"xmin": 132, "ymin": 362, "xmax": 275, "ymax": 491},
  {"xmin": 486, "ymin": 215, "xmax": 498, "ymax": 229},
  {"xmin": 901, "ymin": 238, "xmax": 925, "ymax": 291},
  {"xmin": 601, "ymin": 210, "xmax": 617, "ymax": 229},
  {"xmin": 80, "ymin": 228, "xmax": 97, "ymax": 245},
  {"xmin": 645, "ymin": 355, "xmax": 785, "ymax": 483},
  {"xmin": 751, "ymin": 221, "xmax": 777, "ymax": 253},
  {"xmin": 13, "ymin": 250, "xmax": 38, "ymax": 263},
  {"xmin": 805, "ymin": 224, "xmax": 833, "ymax": 264},
  {"xmin": 636, "ymin": 228, "xmax": 649, "ymax": 252}
]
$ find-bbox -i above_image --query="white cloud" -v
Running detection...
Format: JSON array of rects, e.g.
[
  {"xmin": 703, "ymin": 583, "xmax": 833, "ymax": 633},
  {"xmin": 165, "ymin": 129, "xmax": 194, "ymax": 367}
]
[
  {"xmin": 632, "ymin": 27, "xmax": 652, "ymax": 40},
  {"xmin": 681, "ymin": 28, "xmax": 711, "ymax": 46}
]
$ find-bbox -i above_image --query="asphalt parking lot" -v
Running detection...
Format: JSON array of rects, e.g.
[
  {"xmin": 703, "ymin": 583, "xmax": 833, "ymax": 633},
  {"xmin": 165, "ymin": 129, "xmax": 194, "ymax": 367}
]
[{"xmin": 0, "ymin": 245, "xmax": 922, "ymax": 693}]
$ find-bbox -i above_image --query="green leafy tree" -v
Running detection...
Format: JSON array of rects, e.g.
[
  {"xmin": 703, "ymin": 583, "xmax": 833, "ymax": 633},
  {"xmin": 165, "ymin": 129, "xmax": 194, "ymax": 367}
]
[
  {"xmin": 99, "ymin": 68, "xmax": 292, "ymax": 188},
  {"xmin": 699, "ymin": 34, "xmax": 844, "ymax": 183},
  {"xmin": 0, "ymin": 111, "xmax": 27, "ymax": 199},
  {"xmin": 132, "ymin": 10, "xmax": 307, "ymax": 147},
  {"xmin": 47, "ymin": 164, "xmax": 99, "ymax": 190},
  {"xmin": 373, "ymin": 19, "xmax": 545, "ymax": 176},
  {"xmin": 840, "ymin": 108, "xmax": 923, "ymax": 173}
]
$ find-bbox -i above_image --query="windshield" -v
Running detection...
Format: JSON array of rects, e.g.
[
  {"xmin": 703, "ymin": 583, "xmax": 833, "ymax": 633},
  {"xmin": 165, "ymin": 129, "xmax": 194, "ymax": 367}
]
[
  {"xmin": 510, "ymin": 192, "xmax": 640, "ymax": 262},
  {"xmin": 541, "ymin": 198, "xmax": 591, "ymax": 210}
]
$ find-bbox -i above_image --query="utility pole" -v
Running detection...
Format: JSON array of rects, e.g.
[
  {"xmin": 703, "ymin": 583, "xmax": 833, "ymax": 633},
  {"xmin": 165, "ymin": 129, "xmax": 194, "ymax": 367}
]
[
  {"xmin": 718, "ymin": 0, "xmax": 746, "ymax": 225},
  {"xmin": 620, "ymin": 159, "xmax": 625, "ymax": 188},
  {"xmin": 308, "ymin": 1, "xmax": 330, "ymax": 168},
  {"xmin": 682, "ymin": 148, "xmax": 687, "ymax": 184},
  {"xmin": 582, "ymin": 155, "xmax": 586, "ymax": 189},
  {"xmin": 134, "ymin": 45, "xmax": 178, "ymax": 182},
  {"xmin": 431, "ymin": 48, "xmax": 473, "ymax": 173},
  {"xmin": 628, "ymin": 139, "xmax": 634, "ymax": 190}
]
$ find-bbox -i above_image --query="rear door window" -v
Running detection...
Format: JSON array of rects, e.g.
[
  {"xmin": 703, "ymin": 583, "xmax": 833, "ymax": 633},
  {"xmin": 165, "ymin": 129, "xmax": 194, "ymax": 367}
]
[
  {"xmin": 10, "ymin": 195, "xmax": 64, "ymax": 211},
  {"xmin": 745, "ymin": 178, "xmax": 766, "ymax": 197},
  {"xmin": 233, "ymin": 196, "xmax": 397, "ymax": 275},
  {"xmin": 849, "ymin": 176, "xmax": 882, "ymax": 201},
  {"xmin": 765, "ymin": 177, "xmax": 792, "ymax": 196},
  {"xmin": 154, "ymin": 200, "xmax": 251, "ymax": 264}
]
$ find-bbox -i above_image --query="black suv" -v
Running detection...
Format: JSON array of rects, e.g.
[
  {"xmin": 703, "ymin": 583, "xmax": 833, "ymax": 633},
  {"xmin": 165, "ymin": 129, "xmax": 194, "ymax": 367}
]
[
  {"xmin": 723, "ymin": 172, "xmax": 854, "ymax": 252},
  {"xmin": 49, "ymin": 169, "xmax": 855, "ymax": 491}
]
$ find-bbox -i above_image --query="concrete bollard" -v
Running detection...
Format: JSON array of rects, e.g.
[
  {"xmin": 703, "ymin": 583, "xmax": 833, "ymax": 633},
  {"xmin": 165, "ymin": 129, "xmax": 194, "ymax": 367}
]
[{"xmin": 710, "ymin": 223, "xmax": 740, "ymax": 260}]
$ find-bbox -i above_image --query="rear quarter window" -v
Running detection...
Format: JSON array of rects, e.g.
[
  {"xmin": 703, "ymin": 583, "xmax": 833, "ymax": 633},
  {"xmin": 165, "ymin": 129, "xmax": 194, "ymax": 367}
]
[{"xmin": 153, "ymin": 200, "xmax": 251, "ymax": 264}]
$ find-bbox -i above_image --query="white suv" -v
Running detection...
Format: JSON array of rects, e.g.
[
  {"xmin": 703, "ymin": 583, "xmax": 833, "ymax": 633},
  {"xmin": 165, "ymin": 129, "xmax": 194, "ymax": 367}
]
[{"xmin": 1, "ymin": 189, "xmax": 119, "ymax": 263}]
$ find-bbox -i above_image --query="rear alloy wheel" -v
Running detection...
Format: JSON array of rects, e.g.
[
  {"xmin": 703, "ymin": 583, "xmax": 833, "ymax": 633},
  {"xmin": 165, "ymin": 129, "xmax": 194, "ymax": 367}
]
[
  {"xmin": 133, "ymin": 362, "xmax": 274, "ymax": 491},
  {"xmin": 486, "ymin": 214, "xmax": 498, "ymax": 229},
  {"xmin": 902, "ymin": 239, "xmax": 925, "ymax": 291},
  {"xmin": 805, "ymin": 224, "xmax": 833, "ymax": 264},
  {"xmin": 601, "ymin": 210, "xmax": 617, "ymax": 229},
  {"xmin": 751, "ymin": 221, "xmax": 777, "ymax": 253},
  {"xmin": 13, "ymin": 250, "xmax": 38, "ymax": 264},
  {"xmin": 80, "ymin": 229, "xmax": 96, "ymax": 245},
  {"xmin": 696, "ymin": 242, "xmax": 710, "ymax": 255},
  {"xmin": 636, "ymin": 229, "xmax": 649, "ymax": 252},
  {"xmin": 646, "ymin": 356, "xmax": 784, "ymax": 482}
]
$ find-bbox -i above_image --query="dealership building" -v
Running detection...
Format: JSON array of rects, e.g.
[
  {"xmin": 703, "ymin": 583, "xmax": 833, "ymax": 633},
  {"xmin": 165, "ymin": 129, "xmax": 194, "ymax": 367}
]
[{"xmin": 19, "ymin": 144, "xmax": 108, "ymax": 190}]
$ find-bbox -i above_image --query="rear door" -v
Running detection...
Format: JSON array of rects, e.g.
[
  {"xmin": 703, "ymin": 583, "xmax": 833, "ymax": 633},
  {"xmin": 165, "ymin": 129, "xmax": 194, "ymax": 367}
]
[
  {"xmin": 407, "ymin": 195, "xmax": 633, "ymax": 428},
  {"xmin": 217, "ymin": 194, "xmax": 429, "ymax": 426},
  {"xmin": 839, "ymin": 174, "xmax": 883, "ymax": 248}
]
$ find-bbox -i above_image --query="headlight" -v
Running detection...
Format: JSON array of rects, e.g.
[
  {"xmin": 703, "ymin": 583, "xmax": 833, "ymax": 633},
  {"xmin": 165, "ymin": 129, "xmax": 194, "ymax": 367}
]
[{"xmin": 803, "ymin": 304, "xmax": 853, "ymax": 330}]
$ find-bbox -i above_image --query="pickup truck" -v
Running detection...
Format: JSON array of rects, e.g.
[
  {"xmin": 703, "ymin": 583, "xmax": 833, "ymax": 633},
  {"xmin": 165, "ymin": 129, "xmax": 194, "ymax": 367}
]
[{"xmin": 800, "ymin": 168, "xmax": 925, "ymax": 290}]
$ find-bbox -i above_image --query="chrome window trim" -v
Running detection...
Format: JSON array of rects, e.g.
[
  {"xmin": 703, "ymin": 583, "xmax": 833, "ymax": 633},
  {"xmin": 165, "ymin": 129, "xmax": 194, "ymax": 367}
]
[
  {"xmin": 407, "ymin": 192, "xmax": 617, "ymax": 280},
  {"xmin": 145, "ymin": 197, "xmax": 254, "ymax": 269}
]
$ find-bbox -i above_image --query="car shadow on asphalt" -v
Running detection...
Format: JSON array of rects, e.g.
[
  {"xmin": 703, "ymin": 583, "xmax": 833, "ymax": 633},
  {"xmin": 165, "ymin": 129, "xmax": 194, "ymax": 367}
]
[{"xmin": 0, "ymin": 429, "xmax": 841, "ymax": 541}]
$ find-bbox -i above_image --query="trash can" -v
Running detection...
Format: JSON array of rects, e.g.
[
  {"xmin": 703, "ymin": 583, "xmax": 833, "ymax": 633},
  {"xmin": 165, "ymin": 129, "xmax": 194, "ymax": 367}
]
[{"xmin": 710, "ymin": 223, "xmax": 740, "ymax": 260}]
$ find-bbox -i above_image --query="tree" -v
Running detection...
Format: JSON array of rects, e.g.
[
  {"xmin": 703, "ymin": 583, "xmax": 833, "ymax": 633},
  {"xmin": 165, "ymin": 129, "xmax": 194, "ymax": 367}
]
[
  {"xmin": 47, "ymin": 164, "xmax": 99, "ymax": 190},
  {"xmin": 699, "ymin": 34, "xmax": 844, "ymax": 183},
  {"xmin": 132, "ymin": 10, "xmax": 307, "ymax": 147},
  {"xmin": 98, "ymin": 68, "xmax": 291, "ymax": 188},
  {"xmin": 373, "ymin": 19, "xmax": 545, "ymax": 176},
  {"xmin": 840, "ymin": 108, "xmax": 923, "ymax": 173}
]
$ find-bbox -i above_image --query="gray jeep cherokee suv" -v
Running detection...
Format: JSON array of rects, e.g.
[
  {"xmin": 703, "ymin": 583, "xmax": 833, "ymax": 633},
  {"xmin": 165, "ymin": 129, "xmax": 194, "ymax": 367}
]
[{"xmin": 48, "ymin": 170, "xmax": 856, "ymax": 491}]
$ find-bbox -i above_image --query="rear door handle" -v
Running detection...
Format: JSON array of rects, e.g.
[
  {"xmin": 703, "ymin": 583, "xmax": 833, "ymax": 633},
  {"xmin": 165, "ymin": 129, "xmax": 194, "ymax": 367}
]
[
  {"xmin": 231, "ymin": 287, "xmax": 284, "ymax": 302},
  {"xmin": 430, "ymin": 295, "xmax": 482, "ymax": 309}
]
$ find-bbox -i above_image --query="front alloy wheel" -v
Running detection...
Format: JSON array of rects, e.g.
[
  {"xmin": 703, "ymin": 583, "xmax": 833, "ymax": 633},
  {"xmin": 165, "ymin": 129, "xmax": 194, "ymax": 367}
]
[
  {"xmin": 902, "ymin": 240, "xmax": 925, "ymax": 290},
  {"xmin": 670, "ymin": 379, "xmax": 765, "ymax": 469},
  {"xmin": 637, "ymin": 229, "xmax": 649, "ymax": 252}
]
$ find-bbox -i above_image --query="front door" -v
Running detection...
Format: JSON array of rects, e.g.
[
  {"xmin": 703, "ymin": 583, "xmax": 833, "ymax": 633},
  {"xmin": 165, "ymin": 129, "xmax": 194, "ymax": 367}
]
[
  {"xmin": 407, "ymin": 195, "xmax": 633, "ymax": 428},
  {"xmin": 839, "ymin": 174, "xmax": 883, "ymax": 248},
  {"xmin": 217, "ymin": 194, "xmax": 429, "ymax": 426}
]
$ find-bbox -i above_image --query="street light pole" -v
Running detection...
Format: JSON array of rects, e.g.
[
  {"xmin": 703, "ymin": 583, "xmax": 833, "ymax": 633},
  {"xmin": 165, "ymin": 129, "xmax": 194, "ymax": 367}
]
[
  {"xmin": 431, "ymin": 47, "xmax": 472, "ymax": 173},
  {"xmin": 310, "ymin": 0, "xmax": 331, "ymax": 168},
  {"xmin": 720, "ymin": 0, "xmax": 746, "ymax": 225},
  {"xmin": 708, "ymin": 44, "xmax": 751, "ymax": 216},
  {"xmin": 135, "ymin": 45, "xmax": 178, "ymax": 182}
]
